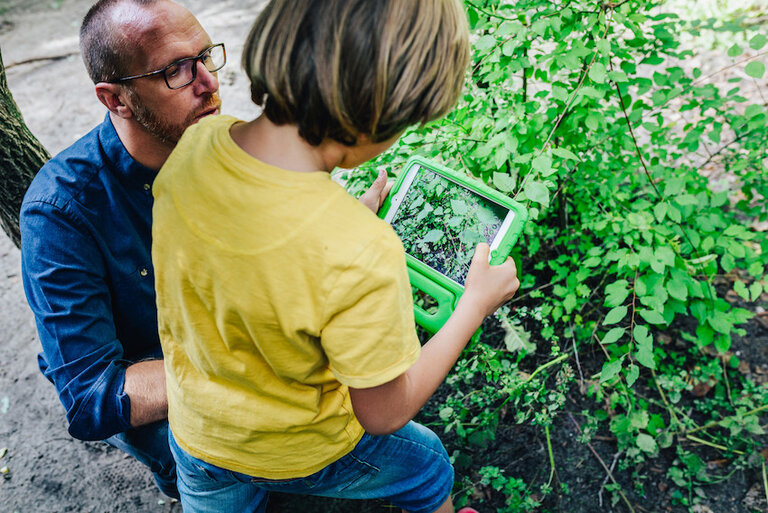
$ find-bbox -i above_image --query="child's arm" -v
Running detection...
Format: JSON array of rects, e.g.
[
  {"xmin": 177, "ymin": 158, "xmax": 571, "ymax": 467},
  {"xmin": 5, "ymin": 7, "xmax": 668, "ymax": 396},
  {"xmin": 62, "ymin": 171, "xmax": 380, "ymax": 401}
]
[{"xmin": 348, "ymin": 243, "xmax": 519, "ymax": 435}]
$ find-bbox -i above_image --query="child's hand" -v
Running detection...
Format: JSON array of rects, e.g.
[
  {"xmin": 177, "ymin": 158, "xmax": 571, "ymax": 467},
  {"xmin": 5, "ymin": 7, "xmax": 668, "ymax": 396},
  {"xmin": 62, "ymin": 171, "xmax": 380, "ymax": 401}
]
[
  {"xmin": 359, "ymin": 169, "xmax": 393, "ymax": 214},
  {"xmin": 460, "ymin": 243, "xmax": 520, "ymax": 319}
]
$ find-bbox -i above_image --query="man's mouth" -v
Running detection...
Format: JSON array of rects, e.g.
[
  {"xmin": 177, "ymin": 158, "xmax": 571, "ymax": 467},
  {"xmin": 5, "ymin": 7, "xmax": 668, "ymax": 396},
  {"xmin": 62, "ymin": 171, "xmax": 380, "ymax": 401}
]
[{"xmin": 194, "ymin": 105, "xmax": 220, "ymax": 120}]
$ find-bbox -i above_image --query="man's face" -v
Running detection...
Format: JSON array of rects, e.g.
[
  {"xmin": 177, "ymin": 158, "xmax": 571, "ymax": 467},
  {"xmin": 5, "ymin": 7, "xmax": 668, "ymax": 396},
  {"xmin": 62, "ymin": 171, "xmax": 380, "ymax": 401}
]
[{"xmin": 116, "ymin": 1, "xmax": 222, "ymax": 144}]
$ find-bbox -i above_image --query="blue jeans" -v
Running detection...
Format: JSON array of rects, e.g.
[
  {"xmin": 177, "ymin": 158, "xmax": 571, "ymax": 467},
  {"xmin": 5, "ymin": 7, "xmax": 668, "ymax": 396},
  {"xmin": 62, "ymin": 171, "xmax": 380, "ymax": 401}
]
[
  {"xmin": 106, "ymin": 420, "xmax": 178, "ymax": 499},
  {"xmin": 170, "ymin": 421, "xmax": 453, "ymax": 513}
]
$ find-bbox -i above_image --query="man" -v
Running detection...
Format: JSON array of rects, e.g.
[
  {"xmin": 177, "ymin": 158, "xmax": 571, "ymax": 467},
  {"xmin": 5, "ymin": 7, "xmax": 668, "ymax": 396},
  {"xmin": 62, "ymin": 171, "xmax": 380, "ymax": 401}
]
[
  {"xmin": 19, "ymin": 0, "xmax": 390, "ymax": 499},
  {"xmin": 19, "ymin": 0, "xmax": 223, "ymax": 498}
]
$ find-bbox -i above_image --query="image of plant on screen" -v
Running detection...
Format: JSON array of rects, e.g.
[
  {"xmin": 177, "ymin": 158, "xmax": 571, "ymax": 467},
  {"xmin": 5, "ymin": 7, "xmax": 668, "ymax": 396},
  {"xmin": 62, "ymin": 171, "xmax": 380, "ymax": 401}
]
[{"xmin": 390, "ymin": 167, "xmax": 508, "ymax": 286}]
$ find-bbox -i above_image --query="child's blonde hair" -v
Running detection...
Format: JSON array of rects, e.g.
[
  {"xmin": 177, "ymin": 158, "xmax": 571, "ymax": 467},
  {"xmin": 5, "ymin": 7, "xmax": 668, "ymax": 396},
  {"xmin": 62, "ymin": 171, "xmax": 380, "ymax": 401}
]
[{"xmin": 243, "ymin": 0, "xmax": 470, "ymax": 146}]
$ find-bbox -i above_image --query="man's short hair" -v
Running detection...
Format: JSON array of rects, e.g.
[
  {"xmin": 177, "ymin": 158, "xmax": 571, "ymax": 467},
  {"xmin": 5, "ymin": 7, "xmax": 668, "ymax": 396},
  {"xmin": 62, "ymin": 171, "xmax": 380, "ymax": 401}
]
[
  {"xmin": 80, "ymin": 0, "xmax": 159, "ymax": 84},
  {"xmin": 242, "ymin": 0, "xmax": 470, "ymax": 146}
]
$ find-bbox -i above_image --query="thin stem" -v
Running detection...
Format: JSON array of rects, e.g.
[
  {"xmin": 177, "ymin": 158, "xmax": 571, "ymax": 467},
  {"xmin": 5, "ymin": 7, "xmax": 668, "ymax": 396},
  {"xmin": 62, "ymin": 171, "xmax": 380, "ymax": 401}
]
[
  {"xmin": 515, "ymin": 13, "xmax": 613, "ymax": 199},
  {"xmin": 651, "ymin": 367, "xmax": 680, "ymax": 429},
  {"xmin": 684, "ymin": 404, "xmax": 768, "ymax": 435},
  {"xmin": 487, "ymin": 354, "xmax": 570, "ymax": 417},
  {"xmin": 545, "ymin": 424, "xmax": 556, "ymax": 487},
  {"xmin": 568, "ymin": 413, "xmax": 636, "ymax": 513},
  {"xmin": 762, "ymin": 461, "xmax": 768, "ymax": 509},
  {"xmin": 685, "ymin": 434, "xmax": 744, "ymax": 455}
]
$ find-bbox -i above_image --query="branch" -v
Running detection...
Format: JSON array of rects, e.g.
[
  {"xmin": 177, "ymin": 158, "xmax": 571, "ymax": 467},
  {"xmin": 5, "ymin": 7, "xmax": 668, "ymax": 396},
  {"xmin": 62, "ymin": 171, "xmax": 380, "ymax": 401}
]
[{"xmin": 5, "ymin": 51, "xmax": 80, "ymax": 70}]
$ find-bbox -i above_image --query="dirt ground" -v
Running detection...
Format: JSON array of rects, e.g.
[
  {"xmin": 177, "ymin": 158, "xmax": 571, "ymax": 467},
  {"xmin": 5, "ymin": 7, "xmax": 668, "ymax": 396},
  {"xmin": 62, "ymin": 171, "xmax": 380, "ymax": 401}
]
[{"xmin": 0, "ymin": 0, "xmax": 266, "ymax": 511}]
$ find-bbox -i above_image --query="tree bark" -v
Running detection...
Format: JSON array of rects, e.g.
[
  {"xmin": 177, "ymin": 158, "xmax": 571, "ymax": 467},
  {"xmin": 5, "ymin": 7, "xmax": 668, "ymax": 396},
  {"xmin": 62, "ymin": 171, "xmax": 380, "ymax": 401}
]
[{"xmin": 0, "ymin": 46, "xmax": 50, "ymax": 248}]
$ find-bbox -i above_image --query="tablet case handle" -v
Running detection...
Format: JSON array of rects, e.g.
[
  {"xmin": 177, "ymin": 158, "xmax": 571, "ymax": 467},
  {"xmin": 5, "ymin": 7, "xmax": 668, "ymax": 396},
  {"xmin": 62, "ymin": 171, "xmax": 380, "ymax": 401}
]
[{"xmin": 408, "ymin": 266, "xmax": 458, "ymax": 334}]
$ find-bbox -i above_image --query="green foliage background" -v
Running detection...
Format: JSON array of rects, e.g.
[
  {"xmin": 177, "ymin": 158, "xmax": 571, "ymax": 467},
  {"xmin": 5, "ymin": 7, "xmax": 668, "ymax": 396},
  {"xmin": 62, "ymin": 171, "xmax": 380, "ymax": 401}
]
[{"xmin": 342, "ymin": 0, "xmax": 768, "ymax": 510}]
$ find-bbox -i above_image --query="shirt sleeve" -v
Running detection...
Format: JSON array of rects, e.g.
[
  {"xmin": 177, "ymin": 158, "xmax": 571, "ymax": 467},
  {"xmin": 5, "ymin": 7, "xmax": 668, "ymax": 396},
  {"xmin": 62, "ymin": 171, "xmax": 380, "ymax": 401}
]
[
  {"xmin": 20, "ymin": 201, "xmax": 132, "ymax": 441},
  {"xmin": 320, "ymin": 231, "xmax": 421, "ymax": 389}
]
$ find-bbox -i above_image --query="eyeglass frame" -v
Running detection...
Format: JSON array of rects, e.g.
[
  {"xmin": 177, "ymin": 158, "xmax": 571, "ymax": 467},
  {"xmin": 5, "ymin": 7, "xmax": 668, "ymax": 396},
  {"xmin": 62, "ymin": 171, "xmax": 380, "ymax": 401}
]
[{"xmin": 108, "ymin": 43, "xmax": 226, "ymax": 90}]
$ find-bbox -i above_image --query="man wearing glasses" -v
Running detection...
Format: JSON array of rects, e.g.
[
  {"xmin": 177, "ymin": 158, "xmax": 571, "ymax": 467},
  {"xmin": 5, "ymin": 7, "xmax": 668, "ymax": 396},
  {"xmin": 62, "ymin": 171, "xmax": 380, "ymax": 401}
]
[{"xmin": 18, "ymin": 0, "xmax": 226, "ymax": 499}]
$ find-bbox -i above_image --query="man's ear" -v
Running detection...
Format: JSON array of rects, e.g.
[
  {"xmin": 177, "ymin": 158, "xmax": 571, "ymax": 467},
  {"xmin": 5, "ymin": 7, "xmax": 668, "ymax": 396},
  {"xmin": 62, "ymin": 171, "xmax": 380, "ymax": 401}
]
[{"xmin": 94, "ymin": 82, "xmax": 135, "ymax": 119}]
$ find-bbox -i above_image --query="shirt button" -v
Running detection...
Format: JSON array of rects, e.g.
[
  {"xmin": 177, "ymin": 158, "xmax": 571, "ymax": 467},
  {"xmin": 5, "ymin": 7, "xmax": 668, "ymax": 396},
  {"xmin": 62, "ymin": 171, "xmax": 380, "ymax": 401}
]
[
  {"xmin": 143, "ymin": 183, "xmax": 151, "ymax": 191},
  {"xmin": 140, "ymin": 268, "xmax": 149, "ymax": 277}
]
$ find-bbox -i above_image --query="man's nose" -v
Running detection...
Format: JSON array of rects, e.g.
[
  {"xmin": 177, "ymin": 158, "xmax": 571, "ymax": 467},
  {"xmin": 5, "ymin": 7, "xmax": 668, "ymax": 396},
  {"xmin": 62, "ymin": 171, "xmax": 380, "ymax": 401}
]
[{"xmin": 193, "ymin": 60, "xmax": 220, "ymax": 95}]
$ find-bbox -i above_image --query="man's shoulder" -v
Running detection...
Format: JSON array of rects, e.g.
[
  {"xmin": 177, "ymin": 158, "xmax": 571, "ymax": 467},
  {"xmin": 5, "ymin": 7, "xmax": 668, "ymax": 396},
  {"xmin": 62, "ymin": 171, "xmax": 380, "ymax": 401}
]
[{"xmin": 22, "ymin": 122, "xmax": 111, "ymax": 212}]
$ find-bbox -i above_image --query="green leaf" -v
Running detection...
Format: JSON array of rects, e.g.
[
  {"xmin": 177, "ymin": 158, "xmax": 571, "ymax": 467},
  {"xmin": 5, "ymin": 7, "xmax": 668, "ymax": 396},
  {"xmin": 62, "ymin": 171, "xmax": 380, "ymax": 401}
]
[
  {"xmin": 638, "ymin": 309, "xmax": 665, "ymax": 325},
  {"xmin": 601, "ymin": 327, "xmax": 625, "ymax": 345},
  {"xmin": 552, "ymin": 147, "xmax": 579, "ymax": 161},
  {"xmin": 721, "ymin": 253, "xmax": 736, "ymax": 273},
  {"xmin": 630, "ymin": 410, "xmax": 649, "ymax": 429},
  {"xmin": 750, "ymin": 281, "xmax": 764, "ymax": 302},
  {"xmin": 450, "ymin": 199, "xmax": 468, "ymax": 216},
  {"xmin": 493, "ymin": 172, "xmax": 516, "ymax": 193},
  {"xmin": 604, "ymin": 306, "xmax": 628, "ymax": 325},
  {"xmin": 605, "ymin": 280, "xmax": 630, "ymax": 307},
  {"xmin": 666, "ymin": 275, "xmax": 688, "ymax": 302},
  {"xmin": 532, "ymin": 154, "xmax": 554, "ymax": 176},
  {"xmin": 733, "ymin": 280, "xmax": 749, "ymax": 301},
  {"xmin": 655, "ymin": 246, "xmax": 676, "ymax": 267},
  {"xmin": 421, "ymin": 229, "xmax": 443, "ymax": 243},
  {"xmin": 439, "ymin": 407, "xmax": 454, "ymax": 420},
  {"xmin": 626, "ymin": 364, "xmax": 640, "ymax": 387},
  {"xmin": 524, "ymin": 181, "xmax": 550, "ymax": 207},
  {"xmin": 636, "ymin": 433, "xmax": 658, "ymax": 453},
  {"xmin": 745, "ymin": 61, "xmax": 766, "ymax": 79},
  {"xmin": 727, "ymin": 44, "xmax": 743, "ymax": 58},
  {"xmin": 750, "ymin": 34, "xmax": 767, "ymax": 50},
  {"xmin": 589, "ymin": 62, "xmax": 608, "ymax": 83},
  {"xmin": 501, "ymin": 318, "xmax": 535, "ymax": 354},
  {"xmin": 600, "ymin": 359, "xmax": 623, "ymax": 383}
]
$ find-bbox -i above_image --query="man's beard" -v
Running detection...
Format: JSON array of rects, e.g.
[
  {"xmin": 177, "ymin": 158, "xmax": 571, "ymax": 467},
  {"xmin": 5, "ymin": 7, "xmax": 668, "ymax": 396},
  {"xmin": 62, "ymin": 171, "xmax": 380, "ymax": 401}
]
[{"xmin": 126, "ymin": 88, "xmax": 221, "ymax": 145}]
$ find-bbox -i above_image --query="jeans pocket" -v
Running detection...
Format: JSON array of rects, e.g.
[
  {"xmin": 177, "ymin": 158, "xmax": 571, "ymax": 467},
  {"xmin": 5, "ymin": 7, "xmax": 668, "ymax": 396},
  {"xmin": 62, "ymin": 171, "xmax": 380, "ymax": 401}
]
[{"xmin": 335, "ymin": 453, "xmax": 381, "ymax": 492}]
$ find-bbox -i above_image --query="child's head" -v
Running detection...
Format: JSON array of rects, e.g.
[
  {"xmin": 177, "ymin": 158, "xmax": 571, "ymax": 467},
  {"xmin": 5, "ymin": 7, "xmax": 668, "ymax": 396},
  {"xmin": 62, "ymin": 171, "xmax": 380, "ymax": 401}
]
[{"xmin": 243, "ymin": 0, "xmax": 470, "ymax": 147}]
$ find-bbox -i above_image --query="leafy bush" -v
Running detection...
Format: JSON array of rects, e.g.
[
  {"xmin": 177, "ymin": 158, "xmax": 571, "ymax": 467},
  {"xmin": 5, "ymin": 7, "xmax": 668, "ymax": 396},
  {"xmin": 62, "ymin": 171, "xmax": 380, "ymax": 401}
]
[{"xmin": 342, "ymin": 0, "xmax": 768, "ymax": 510}]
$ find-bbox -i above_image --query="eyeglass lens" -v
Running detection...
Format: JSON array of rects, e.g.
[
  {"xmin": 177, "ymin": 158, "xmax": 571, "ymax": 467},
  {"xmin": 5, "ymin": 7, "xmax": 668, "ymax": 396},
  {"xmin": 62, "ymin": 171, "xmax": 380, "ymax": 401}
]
[{"xmin": 165, "ymin": 45, "xmax": 226, "ymax": 89}]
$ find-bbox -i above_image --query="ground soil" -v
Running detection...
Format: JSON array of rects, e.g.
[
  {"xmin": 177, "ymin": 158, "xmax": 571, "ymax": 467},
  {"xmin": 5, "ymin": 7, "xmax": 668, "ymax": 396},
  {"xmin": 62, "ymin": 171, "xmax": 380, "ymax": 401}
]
[{"xmin": 1, "ymin": 1, "xmax": 767, "ymax": 513}]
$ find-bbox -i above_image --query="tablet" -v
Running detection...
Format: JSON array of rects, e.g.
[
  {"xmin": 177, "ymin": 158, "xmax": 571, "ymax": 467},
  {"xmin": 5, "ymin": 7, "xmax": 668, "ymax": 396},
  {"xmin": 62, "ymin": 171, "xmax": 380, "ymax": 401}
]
[{"xmin": 378, "ymin": 157, "xmax": 527, "ymax": 332}]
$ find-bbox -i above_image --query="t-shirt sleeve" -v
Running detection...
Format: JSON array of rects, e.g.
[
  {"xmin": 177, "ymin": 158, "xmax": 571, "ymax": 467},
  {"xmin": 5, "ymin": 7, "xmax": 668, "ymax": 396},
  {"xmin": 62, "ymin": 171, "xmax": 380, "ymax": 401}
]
[{"xmin": 320, "ymin": 230, "xmax": 420, "ymax": 389}]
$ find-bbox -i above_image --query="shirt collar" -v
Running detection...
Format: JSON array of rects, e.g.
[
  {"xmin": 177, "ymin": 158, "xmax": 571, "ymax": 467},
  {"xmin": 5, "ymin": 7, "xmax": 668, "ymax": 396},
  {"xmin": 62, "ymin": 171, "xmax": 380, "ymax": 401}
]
[{"xmin": 98, "ymin": 113, "xmax": 158, "ymax": 188}]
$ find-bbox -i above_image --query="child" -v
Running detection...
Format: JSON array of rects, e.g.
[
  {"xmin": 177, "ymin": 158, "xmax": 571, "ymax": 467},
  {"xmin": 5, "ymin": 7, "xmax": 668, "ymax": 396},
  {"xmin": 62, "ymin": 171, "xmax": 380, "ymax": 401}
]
[{"xmin": 151, "ymin": 0, "xmax": 520, "ymax": 512}]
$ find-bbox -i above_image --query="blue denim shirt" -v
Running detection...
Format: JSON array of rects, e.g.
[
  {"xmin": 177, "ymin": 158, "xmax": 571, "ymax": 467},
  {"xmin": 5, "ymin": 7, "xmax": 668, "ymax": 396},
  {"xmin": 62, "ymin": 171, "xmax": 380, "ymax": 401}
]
[{"xmin": 20, "ymin": 114, "xmax": 161, "ymax": 441}]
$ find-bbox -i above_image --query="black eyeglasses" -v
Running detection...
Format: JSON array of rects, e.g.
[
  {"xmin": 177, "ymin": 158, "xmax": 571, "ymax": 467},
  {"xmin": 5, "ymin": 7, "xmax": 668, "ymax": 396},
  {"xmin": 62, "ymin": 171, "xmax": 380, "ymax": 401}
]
[{"xmin": 110, "ymin": 43, "xmax": 226, "ymax": 90}]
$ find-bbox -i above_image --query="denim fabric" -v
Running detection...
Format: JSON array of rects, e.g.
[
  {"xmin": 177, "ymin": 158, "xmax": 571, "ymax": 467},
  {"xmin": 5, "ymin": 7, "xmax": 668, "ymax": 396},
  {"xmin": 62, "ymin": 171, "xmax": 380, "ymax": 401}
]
[
  {"xmin": 106, "ymin": 420, "xmax": 179, "ymax": 499},
  {"xmin": 20, "ymin": 114, "xmax": 160, "ymax": 441},
  {"xmin": 170, "ymin": 421, "xmax": 454, "ymax": 513}
]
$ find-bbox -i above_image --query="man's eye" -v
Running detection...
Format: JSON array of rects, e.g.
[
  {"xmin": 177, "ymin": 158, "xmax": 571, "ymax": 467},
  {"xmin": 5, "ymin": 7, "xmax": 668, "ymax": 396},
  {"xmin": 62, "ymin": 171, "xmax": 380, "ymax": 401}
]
[
  {"xmin": 165, "ymin": 64, "xmax": 180, "ymax": 77},
  {"xmin": 201, "ymin": 53, "xmax": 212, "ymax": 65}
]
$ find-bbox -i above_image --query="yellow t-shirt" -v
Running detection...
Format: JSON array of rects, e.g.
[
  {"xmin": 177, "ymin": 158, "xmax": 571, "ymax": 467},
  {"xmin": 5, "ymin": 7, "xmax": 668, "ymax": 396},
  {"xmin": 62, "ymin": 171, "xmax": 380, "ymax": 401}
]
[{"xmin": 152, "ymin": 115, "xmax": 421, "ymax": 479}]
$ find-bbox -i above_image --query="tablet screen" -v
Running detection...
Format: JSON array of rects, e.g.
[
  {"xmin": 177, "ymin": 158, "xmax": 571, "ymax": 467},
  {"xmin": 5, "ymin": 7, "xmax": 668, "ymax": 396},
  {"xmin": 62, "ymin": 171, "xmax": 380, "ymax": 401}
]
[{"xmin": 389, "ymin": 165, "xmax": 510, "ymax": 286}]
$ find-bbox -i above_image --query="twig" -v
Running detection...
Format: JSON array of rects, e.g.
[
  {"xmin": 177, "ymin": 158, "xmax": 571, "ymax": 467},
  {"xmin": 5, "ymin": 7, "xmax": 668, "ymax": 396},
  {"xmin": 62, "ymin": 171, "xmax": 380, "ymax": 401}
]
[
  {"xmin": 568, "ymin": 412, "xmax": 636, "ymax": 513},
  {"xmin": 722, "ymin": 356, "xmax": 734, "ymax": 407},
  {"xmin": 570, "ymin": 322, "xmax": 585, "ymax": 392},
  {"xmin": 599, "ymin": 451, "xmax": 623, "ymax": 507},
  {"xmin": 611, "ymin": 77, "xmax": 663, "ymax": 199},
  {"xmin": 464, "ymin": 0, "xmax": 518, "ymax": 22},
  {"xmin": 515, "ymin": 13, "xmax": 613, "ymax": 199},
  {"xmin": 6, "ymin": 51, "xmax": 80, "ymax": 70}
]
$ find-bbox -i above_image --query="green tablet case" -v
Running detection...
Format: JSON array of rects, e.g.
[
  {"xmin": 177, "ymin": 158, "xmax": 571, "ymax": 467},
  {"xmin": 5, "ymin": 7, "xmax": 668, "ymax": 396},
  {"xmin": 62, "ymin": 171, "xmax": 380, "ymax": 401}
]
[{"xmin": 379, "ymin": 156, "xmax": 528, "ymax": 333}]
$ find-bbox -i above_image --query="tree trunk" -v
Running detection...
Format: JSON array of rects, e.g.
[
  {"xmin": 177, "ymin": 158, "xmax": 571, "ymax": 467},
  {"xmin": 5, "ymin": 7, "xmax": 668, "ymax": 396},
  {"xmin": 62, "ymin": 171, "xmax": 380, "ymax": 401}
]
[{"xmin": 0, "ymin": 46, "xmax": 50, "ymax": 249}]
